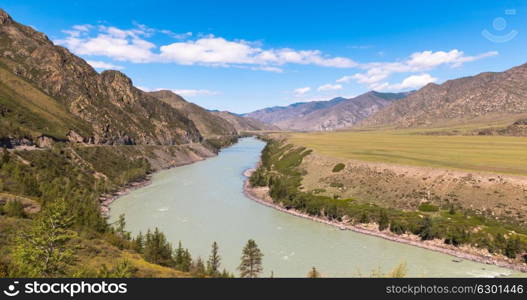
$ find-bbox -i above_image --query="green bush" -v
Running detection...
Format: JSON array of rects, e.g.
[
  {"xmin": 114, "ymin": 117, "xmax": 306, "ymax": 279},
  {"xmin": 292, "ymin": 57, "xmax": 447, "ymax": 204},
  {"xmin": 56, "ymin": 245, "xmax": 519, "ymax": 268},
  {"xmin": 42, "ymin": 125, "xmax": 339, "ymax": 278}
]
[
  {"xmin": 329, "ymin": 182, "xmax": 344, "ymax": 188},
  {"xmin": 418, "ymin": 203, "xmax": 439, "ymax": 212},
  {"xmin": 390, "ymin": 219, "xmax": 408, "ymax": 235},
  {"xmin": 332, "ymin": 163, "xmax": 345, "ymax": 173},
  {"xmin": 2, "ymin": 200, "xmax": 26, "ymax": 218}
]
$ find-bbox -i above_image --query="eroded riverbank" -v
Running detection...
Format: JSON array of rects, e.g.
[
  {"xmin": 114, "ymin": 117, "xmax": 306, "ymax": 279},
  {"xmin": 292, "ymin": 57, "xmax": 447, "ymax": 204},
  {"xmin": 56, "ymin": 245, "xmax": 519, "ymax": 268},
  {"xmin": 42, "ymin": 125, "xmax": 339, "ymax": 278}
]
[{"xmin": 243, "ymin": 168, "xmax": 527, "ymax": 273}]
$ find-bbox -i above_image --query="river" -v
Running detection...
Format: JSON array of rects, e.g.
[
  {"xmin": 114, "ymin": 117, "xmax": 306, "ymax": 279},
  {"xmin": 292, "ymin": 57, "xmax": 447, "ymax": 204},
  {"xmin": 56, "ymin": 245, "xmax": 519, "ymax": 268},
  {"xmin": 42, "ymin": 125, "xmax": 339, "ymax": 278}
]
[{"xmin": 109, "ymin": 137, "xmax": 523, "ymax": 277}]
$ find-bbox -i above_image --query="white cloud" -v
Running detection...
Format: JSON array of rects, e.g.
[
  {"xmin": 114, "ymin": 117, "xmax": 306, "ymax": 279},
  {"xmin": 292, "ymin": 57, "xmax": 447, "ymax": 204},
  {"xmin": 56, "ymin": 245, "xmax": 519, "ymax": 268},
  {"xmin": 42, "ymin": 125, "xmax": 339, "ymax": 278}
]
[
  {"xmin": 251, "ymin": 66, "xmax": 284, "ymax": 73},
  {"xmin": 72, "ymin": 24, "xmax": 93, "ymax": 32},
  {"xmin": 397, "ymin": 73, "xmax": 437, "ymax": 89},
  {"xmin": 293, "ymin": 87, "xmax": 311, "ymax": 96},
  {"xmin": 160, "ymin": 30, "xmax": 193, "ymax": 40},
  {"xmin": 159, "ymin": 37, "xmax": 258, "ymax": 65},
  {"xmin": 56, "ymin": 25, "xmax": 157, "ymax": 63},
  {"xmin": 159, "ymin": 37, "xmax": 357, "ymax": 68},
  {"xmin": 136, "ymin": 86, "xmax": 151, "ymax": 92},
  {"xmin": 318, "ymin": 84, "xmax": 343, "ymax": 92},
  {"xmin": 338, "ymin": 49, "xmax": 497, "ymax": 90},
  {"xmin": 373, "ymin": 73, "xmax": 438, "ymax": 91},
  {"xmin": 170, "ymin": 89, "xmax": 219, "ymax": 97},
  {"xmin": 336, "ymin": 75, "xmax": 354, "ymax": 83},
  {"xmin": 87, "ymin": 60, "xmax": 124, "ymax": 70},
  {"xmin": 136, "ymin": 86, "xmax": 218, "ymax": 97},
  {"xmin": 57, "ymin": 24, "xmax": 358, "ymax": 70}
]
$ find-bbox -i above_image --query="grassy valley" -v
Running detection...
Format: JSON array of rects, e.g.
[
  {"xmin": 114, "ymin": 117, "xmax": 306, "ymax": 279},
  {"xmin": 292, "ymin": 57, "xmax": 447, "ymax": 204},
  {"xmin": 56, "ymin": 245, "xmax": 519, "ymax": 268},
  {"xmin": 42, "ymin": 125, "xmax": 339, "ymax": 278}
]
[{"xmin": 287, "ymin": 129, "xmax": 527, "ymax": 176}]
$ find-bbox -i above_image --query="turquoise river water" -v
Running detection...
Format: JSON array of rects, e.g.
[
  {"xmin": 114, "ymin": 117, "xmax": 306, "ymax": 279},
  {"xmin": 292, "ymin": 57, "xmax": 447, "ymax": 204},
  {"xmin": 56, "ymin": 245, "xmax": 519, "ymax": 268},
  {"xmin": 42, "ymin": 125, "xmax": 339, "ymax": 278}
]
[{"xmin": 109, "ymin": 137, "xmax": 524, "ymax": 277}]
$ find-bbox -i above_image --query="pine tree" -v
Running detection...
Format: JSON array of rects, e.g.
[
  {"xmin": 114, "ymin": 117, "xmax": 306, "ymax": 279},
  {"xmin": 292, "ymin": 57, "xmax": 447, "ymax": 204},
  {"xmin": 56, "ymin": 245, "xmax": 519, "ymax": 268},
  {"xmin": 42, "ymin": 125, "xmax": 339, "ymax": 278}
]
[
  {"xmin": 12, "ymin": 199, "xmax": 77, "ymax": 277},
  {"xmin": 207, "ymin": 241, "xmax": 221, "ymax": 277},
  {"xmin": 133, "ymin": 232, "xmax": 144, "ymax": 254},
  {"xmin": 220, "ymin": 268, "xmax": 231, "ymax": 278},
  {"xmin": 143, "ymin": 228, "xmax": 173, "ymax": 266},
  {"xmin": 307, "ymin": 267, "xmax": 321, "ymax": 278},
  {"xmin": 174, "ymin": 241, "xmax": 192, "ymax": 271},
  {"xmin": 238, "ymin": 239, "xmax": 263, "ymax": 278},
  {"xmin": 191, "ymin": 257, "xmax": 206, "ymax": 277},
  {"xmin": 115, "ymin": 214, "xmax": 130, "ymax": 240}
]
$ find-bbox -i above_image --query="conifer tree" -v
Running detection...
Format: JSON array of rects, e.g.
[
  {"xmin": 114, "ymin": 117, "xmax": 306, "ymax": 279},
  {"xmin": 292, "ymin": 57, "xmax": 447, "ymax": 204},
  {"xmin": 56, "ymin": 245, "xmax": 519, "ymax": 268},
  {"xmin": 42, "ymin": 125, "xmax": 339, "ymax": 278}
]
[
  {"xmin": 238, "ymin": 239, "xmax": 263, "ymax": 278},
  {"xmin": 12, "ymin": 199, "xmax": 77, "ymax": 277},
  {"xmin": 191, "ymin": 257, "xmax": 206, "ymax": 277},
  {"xmin": 207, "ymin": 241, "xmax": 221, "ymax": 277},
  {"xmin": 143, "ymin": 228, "xmax": 173, "ymax": 266},
  {"xmin": 115, "ymin": 214, "xmax": 130, "ymax": 240},
  {"xmin": 133, "ymin": 232, "xmax": 144, "ymax": 254},
  {"xmin": 174, "ymin": 241, "xmax": 192, "ymax": 271}
]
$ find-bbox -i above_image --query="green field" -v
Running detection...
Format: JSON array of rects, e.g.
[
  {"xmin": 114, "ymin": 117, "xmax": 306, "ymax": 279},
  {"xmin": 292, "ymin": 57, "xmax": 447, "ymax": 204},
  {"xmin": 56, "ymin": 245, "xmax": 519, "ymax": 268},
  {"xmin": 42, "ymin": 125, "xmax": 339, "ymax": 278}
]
[{"xmin": 287, "ymin": 130, "xmax": 527, "ymax": 176}]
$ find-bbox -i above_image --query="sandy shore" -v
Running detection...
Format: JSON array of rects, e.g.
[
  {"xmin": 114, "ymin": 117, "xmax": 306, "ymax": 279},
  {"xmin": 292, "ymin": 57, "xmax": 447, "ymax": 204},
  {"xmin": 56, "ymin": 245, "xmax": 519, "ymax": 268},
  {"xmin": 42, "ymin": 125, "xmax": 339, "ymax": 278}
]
[{"xmin": 242, "ymin": 168, "xmax": 527, "ymax": 274}]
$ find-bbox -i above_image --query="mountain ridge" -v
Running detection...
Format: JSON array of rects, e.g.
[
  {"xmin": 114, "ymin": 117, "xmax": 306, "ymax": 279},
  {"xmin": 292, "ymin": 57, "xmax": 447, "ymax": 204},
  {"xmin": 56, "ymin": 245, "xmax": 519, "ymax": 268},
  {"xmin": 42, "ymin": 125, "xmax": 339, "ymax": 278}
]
[
  {"xmin": 359, "ymin": 63, "xmax": 527, "ymax": 129},
  {"xmin": 0, "ymin": 9, "xmax": 202, "ymax": 146},
  {"xmin": 244, "ymin": 92, "xmax": 409, "ymax": 131}
]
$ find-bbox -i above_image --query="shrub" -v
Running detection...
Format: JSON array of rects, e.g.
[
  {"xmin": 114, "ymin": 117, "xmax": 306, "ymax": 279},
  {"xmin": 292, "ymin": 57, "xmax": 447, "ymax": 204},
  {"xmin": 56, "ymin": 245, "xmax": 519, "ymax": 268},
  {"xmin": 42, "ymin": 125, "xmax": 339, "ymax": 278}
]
[
  {"xmin": 2, "ymin": 200, "xmax": 26, "ymax": 218},
  {"xmin": 329, "ymin": 182, "xmax": 344, "ymax": 188},
  {"xmin": 312, "ymin": 188, "xmax": 326, "ymax": 194},
  {"xmin": 444, "ymin": 228, "xmax": 470, "ymax": 246},
  {"xmin": 504, "ymin": 236, "xmax": 522, "ymax": 259},
  {"xmin": 390, "ymin": 219, "xmax": 408, "ymax": 235},
  {"xmin": 418, "ymin": 203, "xmax": 439, "ymax": 212},
  {"xmin": 332, "ymin": 163, "xmax": 345, "ymax": 173},
  {"xmin": 378, "ymin": 210, "xmax": 390, "ymax": 231},
  {"xmin": 418, "ymin": 217, "xmax": 439, "ymax": 240}
]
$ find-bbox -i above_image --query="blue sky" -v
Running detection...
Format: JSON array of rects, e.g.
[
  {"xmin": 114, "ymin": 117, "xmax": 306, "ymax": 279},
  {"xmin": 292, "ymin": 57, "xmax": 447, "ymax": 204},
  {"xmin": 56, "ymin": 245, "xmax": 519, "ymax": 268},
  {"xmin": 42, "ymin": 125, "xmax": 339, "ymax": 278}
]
[{"xmin": 2, "ymin": 0, "xmax": 527, "ymax": 113}]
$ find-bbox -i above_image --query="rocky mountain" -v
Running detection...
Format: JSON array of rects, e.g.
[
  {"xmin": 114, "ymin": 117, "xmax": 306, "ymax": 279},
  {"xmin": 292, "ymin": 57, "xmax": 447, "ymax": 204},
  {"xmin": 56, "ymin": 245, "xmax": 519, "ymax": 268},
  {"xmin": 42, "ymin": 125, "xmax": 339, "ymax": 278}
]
[
  {"xmin": 210, "ymin": 110, "xmax": 280, "ymax": 132},
  {"xmin": 360, "ymin": 63, "xmax": 527, "ymax": 129},
  {"xmin": 244, "ymin": 97, "xmax": 347, "ymax": 125},
  {"xmin": 277, "ymin": 91, "xmax": 408, "ymax": 131},
  {"xmin": 147, "ymin": 90, "xmax": 238, "ymax": 138},
  {"xmin": 244, "ymin": 92, "xmax": 408, "ymax": 131},
  {"xmin": 0, "ymin": 9, "xmax": 203, "ymax": 147}
]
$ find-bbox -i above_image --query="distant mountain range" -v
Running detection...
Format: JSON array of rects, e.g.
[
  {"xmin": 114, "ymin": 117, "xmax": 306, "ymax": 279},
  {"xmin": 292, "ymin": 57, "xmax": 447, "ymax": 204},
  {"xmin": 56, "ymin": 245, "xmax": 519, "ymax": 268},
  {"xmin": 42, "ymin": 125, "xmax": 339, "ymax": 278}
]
[
  {"xmin": 209, "ymin": 111, "xmax": 280, "ymax": 132},
  {"xmin": 245, "ymin": 62, "xmax": 527, "ymax": 132},
  {"xmin": 244, "ymin": 92, "xmax": 410, "ymax": 131},
  {"xmin": 359, "ymin": 63, "xmax": 527, "ymax": 129}
]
